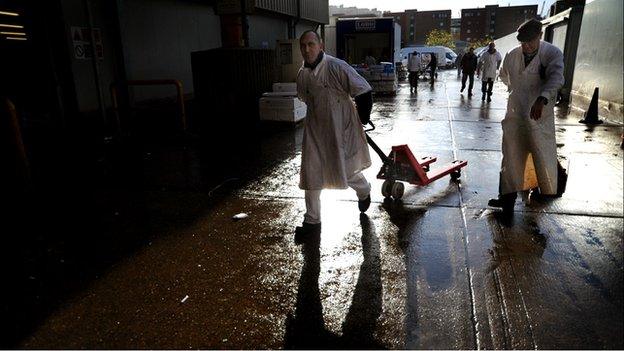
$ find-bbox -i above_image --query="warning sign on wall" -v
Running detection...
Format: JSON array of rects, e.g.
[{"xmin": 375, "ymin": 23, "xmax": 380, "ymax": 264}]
[{"xmin": 71, "ymin": 26, "xmax": 103, "ymax": 60}]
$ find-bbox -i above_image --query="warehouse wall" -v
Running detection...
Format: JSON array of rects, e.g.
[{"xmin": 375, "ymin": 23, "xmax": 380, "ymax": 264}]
[
  {"xmin": 570, "ymin": 0, "xmax": 623, "ymax": 123},
  {"xmin": 119, "ymin": 0, "xmax": 221, "ymax": 101},
  {"xmin": 248, "ymin": 14, "xmax": 289, "ymax": 49}
]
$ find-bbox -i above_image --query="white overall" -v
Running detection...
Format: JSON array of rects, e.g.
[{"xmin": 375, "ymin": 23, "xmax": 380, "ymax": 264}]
[
  {"xmin": 297, "ymin": 54, "xmax": 373, "ymax": 223},
  {"xmin": 498, "ymin": 41, "xmax": 564, "ymax": 195}
]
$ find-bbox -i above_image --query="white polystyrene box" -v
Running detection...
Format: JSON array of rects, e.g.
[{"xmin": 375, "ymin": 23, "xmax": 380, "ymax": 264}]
[
  {"xmin": 259, "ymin": 105, "xmax": 306, "ymax": 123},
  {"xmin": 259, "ymin": 97, "xmax": 305, "ymax": 109},
  {"xmin": 272, "ymin": 82, "xmax": 298, "ymax": 93}
]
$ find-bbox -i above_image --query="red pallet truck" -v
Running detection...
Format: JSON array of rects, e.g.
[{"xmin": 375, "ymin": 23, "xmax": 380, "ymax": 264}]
[{"xmin": 365, "ymin": 122, "xmax": 468, "ymax": 200}]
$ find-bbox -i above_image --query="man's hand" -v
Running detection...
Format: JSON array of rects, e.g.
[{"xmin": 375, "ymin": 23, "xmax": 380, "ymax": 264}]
[
  {"xmin": 354, "ymin": 91, "xmax": 373, "ymax": 125},
  {"xmin": 530, "ymin": 98, "xmax": 545, "ymax": 120}
]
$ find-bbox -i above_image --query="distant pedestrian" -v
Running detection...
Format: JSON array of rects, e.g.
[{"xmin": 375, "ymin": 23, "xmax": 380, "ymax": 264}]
[
  {"xmin": 426, "ymin": 53, "xmax": 438, "ymax": 86},
  {"xmin": 364, "ymin": 52, "xmax": 376, "ymax": 66},
  {"xmin": 460, "ymin": 47, "xmax": 478, "ymax": 97},
  {"xmin": 407, "ymin": 52, "xmax": 421, "ymax": 94},
  {"xmin": 488, "ymin": 19, "xmax": 564, "ymax": 215},
  {"xmin": 477, "ymin": 42, "xmax": 502, "ymax": 102},
  {"xmin": 455, "ymin": 51, "xmax": 464, "ymax": 77}
]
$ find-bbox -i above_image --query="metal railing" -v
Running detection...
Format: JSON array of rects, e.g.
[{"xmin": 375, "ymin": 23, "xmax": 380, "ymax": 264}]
[
  {"xmin": 110, "ymin": 79, "xmax": 187, "ymax": 133},
  {"xmin": 2, "ymin": 97, "xmax": 31, "ymax": 186}
]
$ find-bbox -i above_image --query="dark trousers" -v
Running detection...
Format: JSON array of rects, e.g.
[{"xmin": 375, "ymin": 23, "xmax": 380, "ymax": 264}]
[
  {"xmin": 429, "ymin": 66, "xmax": 436, "ymax": 85},
  {"xmin": 481, "ymin": 78, "xmax": 494, "ymax": 96},
  {"xmin": 409, "ymin": 71, "xmax": 419, "ymax": 88},
  {"xmin": 461, "ymin": 73, "xmax": 474, "ymax": 92}
]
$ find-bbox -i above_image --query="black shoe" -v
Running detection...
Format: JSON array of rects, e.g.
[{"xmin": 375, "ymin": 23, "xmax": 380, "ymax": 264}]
[
  {"xmin": 487, "ymin": 96, "xmax": 492, "ymax": 102},
  {"xmin": 482, "ymin": 94, "xmax": 486, "ymax": 101},
  {"xmin": 529, "ymin": 188, "xmax": 558, "ymax": 202},
  {"xmin": 488, "ymin": 193, "xmax": 517, "ymax": 214},
  {"xmin": 358, "ymin": 195, "xmax": 371, "ymax": 212},
  {"xmin": 294, "ymin": 222, "xmax": 321, "ymax": 244},
  {"xmin": 460, "ymin": 86, "xmax": 465, "ymax": 93},
  {"xmin": 468, "ymin": 91, "xmax": 473, "ymax": 97}
]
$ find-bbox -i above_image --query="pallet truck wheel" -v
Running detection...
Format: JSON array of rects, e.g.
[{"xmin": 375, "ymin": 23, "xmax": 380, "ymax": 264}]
[
  {"xmin": 391, "ymin": 182, "xmax": 405, "ymax": 199},
  {"xmin": 382, "ymin": 180, "xmax": 394, "ymax": 198},
  {"xmin": 451, "ymin": 170, "xmax": 461, "ymax": 180}
]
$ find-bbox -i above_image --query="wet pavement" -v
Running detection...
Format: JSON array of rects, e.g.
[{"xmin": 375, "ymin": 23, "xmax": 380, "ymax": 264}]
[{"xmin": 10, "ymin": 70, "xmax": 624, "ymax": 349}]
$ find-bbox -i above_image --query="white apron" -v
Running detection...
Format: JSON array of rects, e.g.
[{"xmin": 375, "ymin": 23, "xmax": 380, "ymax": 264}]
[
  {"xmin": 296, "ymin": 54, "xmax": 372, "ymax": 190},
  {"xmin": 498, "ymin": 42, "xmax": 564, "ymax": 195}
]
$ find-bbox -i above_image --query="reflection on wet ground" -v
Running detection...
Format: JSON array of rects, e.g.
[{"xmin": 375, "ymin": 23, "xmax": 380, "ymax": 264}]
[
  {"xmin": 284, "ymin": 214, "xmax": 384, "ymax": 349},
  {"xmin": 7, "ymin": 70, "xmax": 623, "ymax": 349}
]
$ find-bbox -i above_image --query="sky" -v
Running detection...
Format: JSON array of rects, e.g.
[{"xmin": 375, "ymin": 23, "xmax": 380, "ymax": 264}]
[{"xmin": 328, "ymin": 0, "xmax": 560, "ymax": 18}]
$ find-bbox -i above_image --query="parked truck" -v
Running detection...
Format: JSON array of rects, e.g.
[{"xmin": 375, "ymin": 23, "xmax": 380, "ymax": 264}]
[{"xmin": 335, "ymin": 17, "xmax": 402, "ymax": 94}]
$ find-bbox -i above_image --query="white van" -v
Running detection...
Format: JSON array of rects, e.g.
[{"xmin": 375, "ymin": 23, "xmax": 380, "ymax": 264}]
[{"xmin": 400, "ymin": 46, "xmax": 457, "ymax": 68}]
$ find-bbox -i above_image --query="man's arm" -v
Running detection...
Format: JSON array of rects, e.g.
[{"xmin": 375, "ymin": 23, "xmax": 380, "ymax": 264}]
[
  {"xmin": 296, "ymin": 69, "xmax": 308, "ymax": 103},
  {"xmin": 335, "ymin": 59, "xmax": 372, "ymax": 98},
  {"xmin": 539, "ymin": 46, "xmax": 564, "ymax": 103},
  {"xmin": 498, "ymin": 53, "xmax": 510, "ymax": 86},
  {"xmin": 477, "ymin": 54, "xmax": 484, "ymax": 74},
  {"xmin": 530, "ymin": 45, "xmax": 564, "ymax": 120}
]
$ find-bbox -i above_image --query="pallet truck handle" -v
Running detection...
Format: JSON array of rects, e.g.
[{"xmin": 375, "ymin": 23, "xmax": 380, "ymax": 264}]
[
  {"xmin": 364, "ymin": 121, "xmax": 391, "ymax": 165},
  {"xmin": 364, "ymin": 120, "xmax": 376, "ymax": 133}
]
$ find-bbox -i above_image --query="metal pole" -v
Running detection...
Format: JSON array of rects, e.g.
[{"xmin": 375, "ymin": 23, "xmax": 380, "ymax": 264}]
[
  {"xmin": 83, "ymin": 0, "xmax": 108, "ymax": 135},
  {"xmin": 241, "ymin": 0, "xmax": 249, "ymax": 47},
  {"xmin": 3, "ymin": 98, "xmax": 31, "ymax": 188}
]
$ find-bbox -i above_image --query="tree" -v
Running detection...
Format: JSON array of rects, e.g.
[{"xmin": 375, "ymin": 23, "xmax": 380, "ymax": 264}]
[
  {"xmin": 469, "ymin": 36, "xmax": 494, "ymax": 50},
  {"xmin": 425, "ymin": 29, "xmax": 455, "ymax": 49}
]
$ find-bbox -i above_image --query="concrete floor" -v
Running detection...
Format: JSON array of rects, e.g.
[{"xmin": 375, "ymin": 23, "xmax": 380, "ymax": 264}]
[{"xmin": 15, "ymin": 70, "xmax": 624, "ymax": 349}]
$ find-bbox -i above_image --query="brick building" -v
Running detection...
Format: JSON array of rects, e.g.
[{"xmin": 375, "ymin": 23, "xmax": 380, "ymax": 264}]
[
  {"xmin": 384, "ymin": 9, "xmax": 451, "ymax": 46},
  {"xmin": 461, "ymin": 4, "xmax": 539, "ymax": 42},
  {"xmin": 451, "ymin": 18, "xmax": 461, "ymax": 41}
]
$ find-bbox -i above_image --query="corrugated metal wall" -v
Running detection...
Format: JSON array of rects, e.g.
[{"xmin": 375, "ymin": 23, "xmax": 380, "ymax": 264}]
[
  {"xmin": 191, "ymin": 48, "xmax": 277, "ymax": 137},
  {"xmin": 255, "ymin": 0, "xmax": 296, "ymax": 16},
  {"xmin": 571, "ymin": 0, "xmax": 623, "ymax": 123},
  {"xmin": 254, "ymin": 0, "xmax": 328, "ymax": 24},
  {"xmin": 300, "ymin": 0, "xmax": 328, "ymax": 24}
]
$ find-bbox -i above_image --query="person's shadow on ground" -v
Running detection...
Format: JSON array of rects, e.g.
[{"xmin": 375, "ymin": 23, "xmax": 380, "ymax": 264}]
[{"xmin": 284, "ymin": 214, "xmax": 385, "ymax": 349}]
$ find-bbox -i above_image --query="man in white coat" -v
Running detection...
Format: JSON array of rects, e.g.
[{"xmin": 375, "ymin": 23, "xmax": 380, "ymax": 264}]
[
  {"xmin": 488, "ymin": 19, "xmax": 564, "ymax": 215},
  {"xmin": 408, "ymin": 51, "xmax": 422, "ymax": 94},
  {"xmin": 477, "ymin": 42, "xmax": 502, "ymax": 102},
  {"xmin": 295, "ymin": 30, "xmax": 374, "ymax": 239}
]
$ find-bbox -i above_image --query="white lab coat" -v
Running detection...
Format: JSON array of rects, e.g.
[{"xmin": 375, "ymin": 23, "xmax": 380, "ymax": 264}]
[
  {"xmin": 498, "ymin": 41, "xmax": 564, "ymax": 195},
  {"xmin": 408, "ymin": 54, "xmax": 421, "ymax": 72},
  {"xmin": 296, "ymin": 53, "xmax": 372, "ymax": 190},
  {"xmin": 479, "ymin": 50, "xmax": 502, "ymax": 81}
]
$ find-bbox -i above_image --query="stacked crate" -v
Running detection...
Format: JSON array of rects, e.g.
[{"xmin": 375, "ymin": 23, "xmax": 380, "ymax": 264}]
[
  {"xmin": 355, "ymin": 63, "xmax": 398, "ymax": 94},
  {"xmin": 258, "ymin": 83, "xmax": 306, "ymax": 123}
]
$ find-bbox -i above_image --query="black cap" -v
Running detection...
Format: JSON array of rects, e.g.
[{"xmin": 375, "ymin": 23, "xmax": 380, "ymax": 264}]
[{"xmin": 516, "ymin": 19, "xmax": 542, "ymax": 42}]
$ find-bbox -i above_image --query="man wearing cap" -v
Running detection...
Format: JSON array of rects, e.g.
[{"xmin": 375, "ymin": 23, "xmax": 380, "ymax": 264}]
[{"xmin": 488, "ymin": 19, "xmax": 564, "ymax": 215}]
